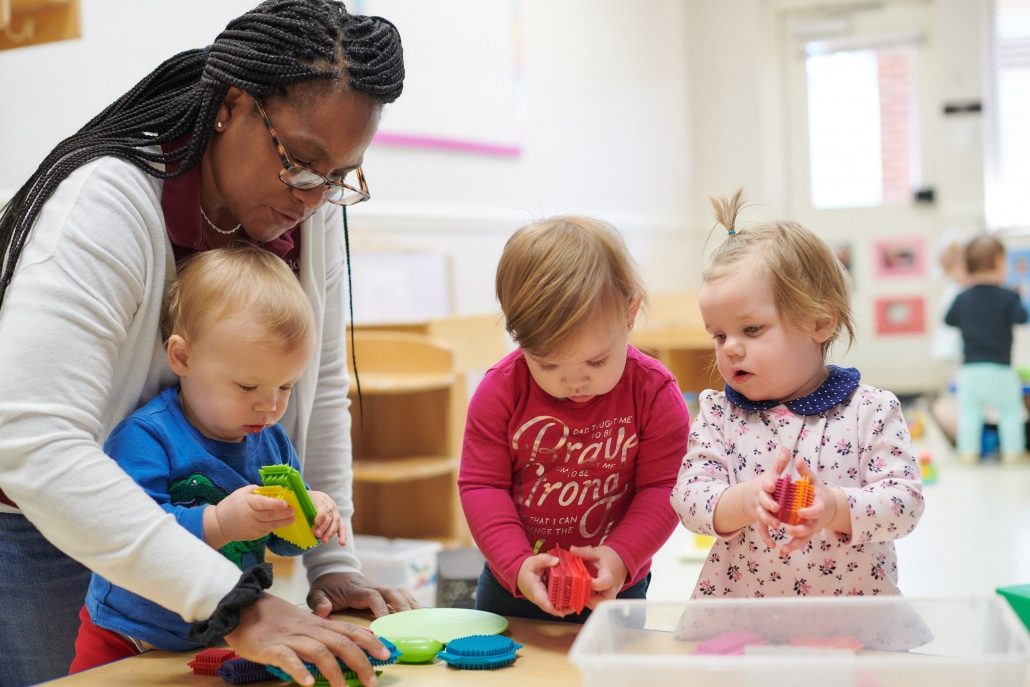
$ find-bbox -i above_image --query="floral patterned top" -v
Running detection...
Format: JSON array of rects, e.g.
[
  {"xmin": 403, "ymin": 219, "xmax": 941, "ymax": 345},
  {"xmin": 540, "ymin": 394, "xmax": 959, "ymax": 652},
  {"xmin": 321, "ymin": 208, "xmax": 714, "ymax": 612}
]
[{"xmin": 671, "ymin": 367, "xmax": 924, "ymax": 598}]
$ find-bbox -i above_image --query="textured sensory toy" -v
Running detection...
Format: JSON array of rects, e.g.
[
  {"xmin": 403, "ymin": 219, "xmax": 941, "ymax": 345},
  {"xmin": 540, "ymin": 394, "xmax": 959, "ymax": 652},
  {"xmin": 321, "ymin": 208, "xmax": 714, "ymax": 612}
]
[
  {"xmin": 695, "ymin": 630, "xmax": 768, "ymax": 655},
  {"xmin": 188, "ymin": 647, "xmax": 237, "ymax": 675},
  {"xmin": 436, "ymin": 634, "xmax": 522, "ymax": 669},
  {"xmin": 217, "ymin": 657, "xmax": 277, "ymax": 684},
  {"xmin": 264, "ymin": 638, "xmax": 399, "ymax": 686},
  {"xmin": 256, "ymin": 464, "xmax": 319, "ymax": 549},
  {"xmin": 772, "ymin": 475, "xmax": 814, "ymax": 526},
  {"xmin": 544, "ymin": 544, "xmax": 592, "ymax": 614}
]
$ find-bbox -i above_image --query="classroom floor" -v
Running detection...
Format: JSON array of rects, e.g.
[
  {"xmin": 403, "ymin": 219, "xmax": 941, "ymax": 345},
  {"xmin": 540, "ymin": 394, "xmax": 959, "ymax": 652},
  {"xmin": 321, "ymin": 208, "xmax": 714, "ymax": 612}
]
[{"xmin": 270, "ymin": 402, "xmax": 1030, "ymax": 607}]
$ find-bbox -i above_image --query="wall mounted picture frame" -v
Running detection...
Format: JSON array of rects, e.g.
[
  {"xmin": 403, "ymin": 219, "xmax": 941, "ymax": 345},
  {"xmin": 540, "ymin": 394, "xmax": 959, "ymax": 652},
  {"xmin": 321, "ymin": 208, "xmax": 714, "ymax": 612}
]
[
  {"xmin": 874, "ymin": 295, "xmax": 925, "ymax": 335},
  {"xmin": 1006, "ymin": 247, "xmax": 1030, "ymax": 313},
  {"xmin": 874, "ymin": 236, "xmax": 925, "ymax": 278}
]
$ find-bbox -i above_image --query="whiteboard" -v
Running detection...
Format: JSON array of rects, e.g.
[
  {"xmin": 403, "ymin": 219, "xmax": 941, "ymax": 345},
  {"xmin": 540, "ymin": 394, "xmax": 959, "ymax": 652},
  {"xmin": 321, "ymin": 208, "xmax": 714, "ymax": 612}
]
[{"xmin": 355, "ymin": 0, "xmax": 524, "ymax": 156}]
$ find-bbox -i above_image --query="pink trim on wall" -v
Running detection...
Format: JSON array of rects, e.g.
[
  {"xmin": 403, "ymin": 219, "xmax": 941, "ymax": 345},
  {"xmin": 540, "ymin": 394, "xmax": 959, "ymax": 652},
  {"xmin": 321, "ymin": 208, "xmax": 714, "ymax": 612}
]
[{"xmin": 374, "ymin": 132, "xmax": 521, "ymax": 157}]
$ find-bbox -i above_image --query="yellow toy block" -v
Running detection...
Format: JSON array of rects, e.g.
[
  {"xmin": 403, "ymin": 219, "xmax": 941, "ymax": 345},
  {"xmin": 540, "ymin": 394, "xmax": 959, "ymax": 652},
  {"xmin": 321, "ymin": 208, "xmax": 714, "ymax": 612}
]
[{"xmin": 254, "ymin": 485, "xmax": 318, "ymax": 550}]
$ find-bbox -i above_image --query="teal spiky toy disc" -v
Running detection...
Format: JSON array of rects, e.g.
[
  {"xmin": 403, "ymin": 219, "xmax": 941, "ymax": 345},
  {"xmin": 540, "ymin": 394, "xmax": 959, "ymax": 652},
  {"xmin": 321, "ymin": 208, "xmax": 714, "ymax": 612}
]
[{"xmin": 437, "ymin": 634, "xmax": 522, "ymax": 670}]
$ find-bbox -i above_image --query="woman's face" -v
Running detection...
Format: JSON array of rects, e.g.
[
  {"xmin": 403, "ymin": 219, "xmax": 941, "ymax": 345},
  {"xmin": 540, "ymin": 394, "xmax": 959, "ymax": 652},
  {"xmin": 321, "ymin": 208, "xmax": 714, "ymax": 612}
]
[{"xmin": 203, "ymin": 86, "xmax": 380, "ymax": 244}]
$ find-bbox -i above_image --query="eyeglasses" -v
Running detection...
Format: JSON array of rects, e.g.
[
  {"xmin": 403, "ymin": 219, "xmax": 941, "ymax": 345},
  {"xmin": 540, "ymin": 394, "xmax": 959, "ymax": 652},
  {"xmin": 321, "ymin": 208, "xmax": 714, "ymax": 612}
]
[{"xmin": 253, "ymin": 98, "xmax": 370, "ymax": 206}]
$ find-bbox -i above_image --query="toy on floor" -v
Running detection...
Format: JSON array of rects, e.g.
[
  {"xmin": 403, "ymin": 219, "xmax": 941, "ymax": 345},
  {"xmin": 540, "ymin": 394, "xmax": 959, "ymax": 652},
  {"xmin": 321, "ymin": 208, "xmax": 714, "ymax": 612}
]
[
  {"xmin": 906, "ymin": 410, "xmax": 926, "ymax": 440},
  {"xmin": 544, "ymin": 544, "xmax": 592, "ymax": 614},
  {"xmin": 918, "ymin": 451, "xmax": 938, "ymax": 484},
  {"xmin": 264, "ymin": 637, "xmax": 399, "ymax": 686},
  {"xmin": 255, "ymin": 464, "xmax": 318, "ymax": 549},
  {"xmin": 997, "ymin": 584, "xmax": 1030, "ymax": 633},
  {"xmin": 436, "ymin": 634, "xmax": 522, "ymax": 669},
  {"xmin": 772, "ymin": 475, "xmax": 814, "ymax": 525}
]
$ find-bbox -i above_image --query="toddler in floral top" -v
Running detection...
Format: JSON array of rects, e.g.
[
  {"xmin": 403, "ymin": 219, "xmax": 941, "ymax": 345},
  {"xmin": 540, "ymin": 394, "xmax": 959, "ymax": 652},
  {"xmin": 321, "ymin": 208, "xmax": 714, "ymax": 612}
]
[{"xmin": 671, "ymin": 190, "xmax": 924, "ymax": 598}]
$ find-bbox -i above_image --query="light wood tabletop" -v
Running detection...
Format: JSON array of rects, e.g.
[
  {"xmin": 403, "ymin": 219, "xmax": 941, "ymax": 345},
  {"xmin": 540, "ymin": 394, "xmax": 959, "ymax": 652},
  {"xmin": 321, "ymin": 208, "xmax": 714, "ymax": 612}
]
[{"xmin": 41, "ymin": 612, "xmax": 584, "ymax": 687}]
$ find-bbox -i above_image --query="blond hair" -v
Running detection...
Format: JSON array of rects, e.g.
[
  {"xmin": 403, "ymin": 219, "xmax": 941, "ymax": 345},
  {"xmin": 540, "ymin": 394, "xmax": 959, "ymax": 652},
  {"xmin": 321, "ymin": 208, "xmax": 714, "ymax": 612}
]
[
  {"xmin": 164, "ymin": 243, "xmax": 314, "ymax": 352},
  {"xmin": 965, "ymin": 234, "xmax": 1005, "ymax": 275},
  {"xmin": 495, "ymin": 216, "xmax": 646, "ymax": 356},
  {"xmin": 706, "ymin": 189, "xmax": 854, "ymax": 355}
]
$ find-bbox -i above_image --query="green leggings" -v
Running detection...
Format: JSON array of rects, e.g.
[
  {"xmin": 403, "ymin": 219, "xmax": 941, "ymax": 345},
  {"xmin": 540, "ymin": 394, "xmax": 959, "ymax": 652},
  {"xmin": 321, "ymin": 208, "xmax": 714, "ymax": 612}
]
[{"xmin": 957, "ymin": 363, "xmax": 1026, "ymax": 455}]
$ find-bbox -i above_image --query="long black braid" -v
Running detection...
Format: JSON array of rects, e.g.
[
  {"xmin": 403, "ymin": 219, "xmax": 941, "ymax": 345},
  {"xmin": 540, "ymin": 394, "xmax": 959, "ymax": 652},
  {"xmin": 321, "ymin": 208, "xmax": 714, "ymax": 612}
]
[{"xmin": 0, "ymin": 0, "xmax": 403, "ymax": 308}]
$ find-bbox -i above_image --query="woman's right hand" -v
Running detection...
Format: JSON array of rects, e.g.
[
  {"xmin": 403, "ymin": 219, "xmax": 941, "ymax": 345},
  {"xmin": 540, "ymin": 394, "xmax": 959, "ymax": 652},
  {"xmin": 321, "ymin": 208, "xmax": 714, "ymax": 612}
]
[{"xmin": 225, "ymin": 595, "xmax": 389, "ymax": 687}]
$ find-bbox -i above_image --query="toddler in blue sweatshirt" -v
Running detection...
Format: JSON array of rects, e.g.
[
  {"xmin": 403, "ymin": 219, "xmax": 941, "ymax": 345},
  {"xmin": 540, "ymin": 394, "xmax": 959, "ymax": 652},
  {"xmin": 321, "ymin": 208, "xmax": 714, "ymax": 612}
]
[{"xmin": 71, "ymin": 244, "xmax": 344, "ymax": 670}]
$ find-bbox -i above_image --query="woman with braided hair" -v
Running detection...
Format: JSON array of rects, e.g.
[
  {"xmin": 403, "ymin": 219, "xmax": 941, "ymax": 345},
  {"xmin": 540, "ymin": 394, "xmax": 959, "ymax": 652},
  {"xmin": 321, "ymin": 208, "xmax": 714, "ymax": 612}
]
[{"xmin": 0, "ymin": 2, "xmax": 408, "ymax": 685}]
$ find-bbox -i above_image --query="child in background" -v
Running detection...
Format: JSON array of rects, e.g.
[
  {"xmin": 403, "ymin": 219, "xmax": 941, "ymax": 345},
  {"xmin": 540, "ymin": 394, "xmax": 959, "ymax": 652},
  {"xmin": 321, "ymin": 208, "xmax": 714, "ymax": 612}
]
[
  {"xmin": 945, "ymin": 235, "xmax": 1028, "ymax": 464},
  {"xmin": 459, "ymin": 216, "xmax": 690, "ymax": 621},
  {"xmin": 672, "ymin": 190, "xmax": 924, "ymax": 598},
  {"xmin": 70, "ymin": 245, "xmax": 345, "ymax": 671}
]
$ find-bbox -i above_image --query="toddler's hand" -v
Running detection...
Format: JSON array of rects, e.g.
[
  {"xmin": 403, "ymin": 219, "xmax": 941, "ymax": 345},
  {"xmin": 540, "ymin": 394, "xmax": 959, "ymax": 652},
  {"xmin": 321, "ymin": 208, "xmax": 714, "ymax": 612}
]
[
  {"xmin": 516, "ymin": 552, "xmax": 565, "ymax": 617},
  {"xmin": 211, "ymin": 485, "xmax": 296, "ymax": 544},
  {"xmin": 568, "ymin": 544, "xmax": 626, "ymax": 609},
  {"xmin": 778, "ymin": 460, "xmax": 838, "ymax": 557},
  {"xmin": 309, "ymin": 490, "xmax": 345, "ymax": 545},
  {"xmin": 742, "ymin": 448, "xmax": 792, "ymax": 548}
]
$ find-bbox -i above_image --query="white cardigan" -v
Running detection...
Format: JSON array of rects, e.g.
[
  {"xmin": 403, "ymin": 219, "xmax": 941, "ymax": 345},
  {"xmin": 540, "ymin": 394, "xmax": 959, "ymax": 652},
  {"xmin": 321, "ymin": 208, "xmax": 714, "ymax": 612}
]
[{"xmin": 0, "ymin": 156, "xmax": 359, "ymax": 622}]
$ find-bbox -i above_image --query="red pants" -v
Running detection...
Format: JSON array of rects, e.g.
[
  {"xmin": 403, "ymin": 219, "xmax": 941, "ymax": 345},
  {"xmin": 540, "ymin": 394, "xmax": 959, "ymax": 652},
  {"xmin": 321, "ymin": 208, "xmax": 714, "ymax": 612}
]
[{"xmin": 68, "ymin": 605, "xmax": 141, "ymax": 673}]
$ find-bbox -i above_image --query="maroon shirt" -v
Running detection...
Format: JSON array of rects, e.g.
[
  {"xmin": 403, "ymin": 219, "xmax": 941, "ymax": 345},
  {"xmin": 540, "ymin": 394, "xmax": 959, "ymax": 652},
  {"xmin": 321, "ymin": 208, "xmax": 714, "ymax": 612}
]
[{"xmin": 163, "ymin": 164, "xmax": 302, "ymax": 275}]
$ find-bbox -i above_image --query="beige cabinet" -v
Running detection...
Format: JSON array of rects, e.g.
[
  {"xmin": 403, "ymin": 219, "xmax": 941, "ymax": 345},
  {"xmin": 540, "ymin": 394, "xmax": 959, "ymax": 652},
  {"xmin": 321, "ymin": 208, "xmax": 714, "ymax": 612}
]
[{"xmin": 346, "ymin": 330, "xmax": 469, "ymax": 545}]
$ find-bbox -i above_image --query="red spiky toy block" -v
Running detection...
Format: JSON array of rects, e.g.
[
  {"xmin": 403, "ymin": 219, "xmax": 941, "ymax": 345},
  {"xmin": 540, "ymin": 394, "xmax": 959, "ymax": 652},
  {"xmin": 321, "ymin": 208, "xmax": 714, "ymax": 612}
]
[
  {"xmin": 545, "ymin": 545, "xmax": 592, "ymax": 614},
  {"xmin": 773, "ymin": 476, "xmax": 814, "ymax": 526},
  {"xmin": 187, "ymin": 647, "xmax": 237, "ymax": 675}
]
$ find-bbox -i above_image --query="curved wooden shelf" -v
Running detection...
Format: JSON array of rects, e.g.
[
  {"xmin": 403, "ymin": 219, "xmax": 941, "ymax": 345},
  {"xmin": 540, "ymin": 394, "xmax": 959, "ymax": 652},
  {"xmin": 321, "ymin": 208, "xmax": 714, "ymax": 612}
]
[
  {"xmin": 353, "ymin": 454, "xmax": 459, "ymax": 483},
  {"xmin": 349, "ymin": 371, "xmax": 457, "ymax": 394}
]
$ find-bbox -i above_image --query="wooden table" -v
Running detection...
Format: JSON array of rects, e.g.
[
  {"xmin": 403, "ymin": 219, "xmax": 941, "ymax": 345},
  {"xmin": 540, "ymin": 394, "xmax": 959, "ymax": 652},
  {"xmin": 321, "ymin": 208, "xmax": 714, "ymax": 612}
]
[{"xmin": 42, "ymin": 613, "xmax": 583, "ymax": 687}]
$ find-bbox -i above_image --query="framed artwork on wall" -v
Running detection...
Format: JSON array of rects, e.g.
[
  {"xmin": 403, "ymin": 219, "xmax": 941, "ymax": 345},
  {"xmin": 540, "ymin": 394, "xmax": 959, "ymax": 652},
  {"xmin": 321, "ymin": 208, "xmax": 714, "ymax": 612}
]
[
  {"xmin": 874, "ymin": 296, "xmax": 925, "ymax": 335},
  {"xmin": 1006, "ymin": 247, "xmax": 1030, "ymax": 313},
  {"xmin": 355, "ymin": 0, "xmax": 524, "ymax": 156},
  {"xmin": 874, "ymin": 236, "xmax": 925, "ymax": 278}
]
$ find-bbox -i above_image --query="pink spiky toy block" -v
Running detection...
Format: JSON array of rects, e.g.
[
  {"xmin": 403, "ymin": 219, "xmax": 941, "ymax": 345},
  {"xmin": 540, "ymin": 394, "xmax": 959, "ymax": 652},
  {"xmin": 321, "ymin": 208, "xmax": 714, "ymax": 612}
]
[
  {"xmin": 773, "ymin": 476, "xmax": 814, "ymax": 525},
  {"xmin": 695, "ymin": 630, "xmax": 768, "ymax": 655},
  {"xmin": 544, "ymin": 545, "xmax": 592, "ymax": 614}
]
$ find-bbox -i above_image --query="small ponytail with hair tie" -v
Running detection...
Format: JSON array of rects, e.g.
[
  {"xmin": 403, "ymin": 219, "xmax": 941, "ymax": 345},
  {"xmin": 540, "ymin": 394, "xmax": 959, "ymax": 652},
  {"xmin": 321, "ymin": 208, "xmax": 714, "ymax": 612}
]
[{"xmin": 710, "ymin": 188, "xmax": 746, "ymax": 237}]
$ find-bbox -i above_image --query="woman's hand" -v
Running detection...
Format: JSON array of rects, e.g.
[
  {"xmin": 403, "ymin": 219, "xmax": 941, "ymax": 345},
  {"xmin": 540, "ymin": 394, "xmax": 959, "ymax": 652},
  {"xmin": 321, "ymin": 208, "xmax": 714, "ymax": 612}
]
[
  {"xmin": 226, "ymin": 594, "xmax": 389, "ymax": 687},
  {"xmin": 568, "ymin": 544, "xmax": 627, "ymax": 608},
  {"xmin": 515, "ymin": 551, "xmax": 565, "ymax": 616},
  {"xmin": 308, "ymin": 491, "xmax": 344, "ymax": 545},
  {"xmin": 306, "ymin": 572, "xmax": 418, "ymax": 619}
]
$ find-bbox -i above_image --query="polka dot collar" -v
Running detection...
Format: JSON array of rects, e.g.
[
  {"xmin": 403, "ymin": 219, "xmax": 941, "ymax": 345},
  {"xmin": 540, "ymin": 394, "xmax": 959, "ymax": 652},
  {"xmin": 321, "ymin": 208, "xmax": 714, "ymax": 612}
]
[{"xmin": 724, "ymin": 365, "xmax": 861, "ymax": 415}]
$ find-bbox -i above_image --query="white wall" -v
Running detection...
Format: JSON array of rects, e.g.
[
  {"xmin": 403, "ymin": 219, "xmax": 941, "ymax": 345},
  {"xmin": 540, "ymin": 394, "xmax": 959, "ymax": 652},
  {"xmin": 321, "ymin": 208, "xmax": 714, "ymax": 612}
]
[
  {"xmin": 0, "ymin": 0, "xmax": 698, "ymax": 318},
  {"xmin": 0, "ymin": 0, "xmax": 1005, "ymax": 394}
]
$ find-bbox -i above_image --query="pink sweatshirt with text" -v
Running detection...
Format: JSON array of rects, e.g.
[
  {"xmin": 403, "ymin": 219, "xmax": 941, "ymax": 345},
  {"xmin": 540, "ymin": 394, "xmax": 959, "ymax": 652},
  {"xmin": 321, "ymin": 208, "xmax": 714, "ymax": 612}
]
[{"xmin": 458, "ymin": 346, "xmax": 690, "ymax": 595}]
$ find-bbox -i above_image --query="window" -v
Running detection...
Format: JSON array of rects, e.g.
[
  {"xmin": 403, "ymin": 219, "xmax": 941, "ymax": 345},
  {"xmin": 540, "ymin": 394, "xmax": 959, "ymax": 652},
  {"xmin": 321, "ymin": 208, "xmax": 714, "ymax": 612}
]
[
  {"xmin": 804, "ymin": 40, "xmax": 921, "ymax": 209},
  {"xmin": 986, "ymin": 0, "xmax": 1030, "ymax": 230}
]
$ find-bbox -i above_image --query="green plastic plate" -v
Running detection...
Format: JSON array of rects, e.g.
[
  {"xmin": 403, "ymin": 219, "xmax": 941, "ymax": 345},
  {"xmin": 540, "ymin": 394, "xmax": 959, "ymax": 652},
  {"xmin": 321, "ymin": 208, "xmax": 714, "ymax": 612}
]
[{"xmin": 370, "ymin": 608, "xmax": 508, "ymax": 644}]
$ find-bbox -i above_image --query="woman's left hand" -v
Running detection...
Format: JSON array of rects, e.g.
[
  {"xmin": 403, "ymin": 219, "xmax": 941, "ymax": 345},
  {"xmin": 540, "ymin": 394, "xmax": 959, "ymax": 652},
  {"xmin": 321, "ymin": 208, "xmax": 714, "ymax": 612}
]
[{"xmin": 307, "ymin": 572, "xmax": 419, "ymax": 618}]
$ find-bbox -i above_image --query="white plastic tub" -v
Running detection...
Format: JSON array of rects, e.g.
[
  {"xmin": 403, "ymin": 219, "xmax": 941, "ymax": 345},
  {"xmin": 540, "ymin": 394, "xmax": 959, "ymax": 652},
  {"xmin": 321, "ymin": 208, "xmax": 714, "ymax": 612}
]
[
  {"xmin": 569, "ymin": 596, "xmax": 1030, "ymax": 687},
  {"xmin": 354, "ymin": 535, "xmax": 443, "ymax": 607}
]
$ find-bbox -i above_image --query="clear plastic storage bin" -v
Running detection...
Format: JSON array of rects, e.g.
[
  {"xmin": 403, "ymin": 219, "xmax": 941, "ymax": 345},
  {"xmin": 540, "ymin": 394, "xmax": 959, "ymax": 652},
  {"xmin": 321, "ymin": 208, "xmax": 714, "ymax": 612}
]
[
  {"xmin": 354, "ymin": 535, "xmax": 443, "ymax": 607},
  {"xmin": 569, "ymin": 596, "xmax": 1030, "ymax": 687}
]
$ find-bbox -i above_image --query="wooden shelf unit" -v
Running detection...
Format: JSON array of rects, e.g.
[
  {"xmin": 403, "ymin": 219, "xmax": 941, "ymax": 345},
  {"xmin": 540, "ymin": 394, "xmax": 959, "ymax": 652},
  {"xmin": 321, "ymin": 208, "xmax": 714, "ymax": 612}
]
[{"xmin": 346, "ymin": 330, "xmax": 468, "ymax": 544}]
